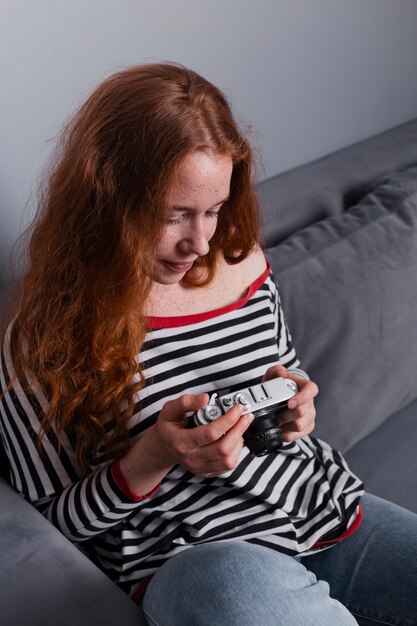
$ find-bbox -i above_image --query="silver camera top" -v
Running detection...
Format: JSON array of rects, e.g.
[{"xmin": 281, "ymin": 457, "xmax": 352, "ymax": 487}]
[{"xmin": 193, "ymin": 376, "xmax": 299, "ymax": 426}]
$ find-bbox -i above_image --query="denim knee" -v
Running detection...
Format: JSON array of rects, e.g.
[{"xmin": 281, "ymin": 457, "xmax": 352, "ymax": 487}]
[{"xmin": 142, "ymin": 541, "xmax": 358, "ymax": 626}]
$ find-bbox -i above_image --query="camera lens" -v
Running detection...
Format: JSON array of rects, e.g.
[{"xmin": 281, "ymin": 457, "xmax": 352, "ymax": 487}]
[{"xmin": 243, "ymin": 412, "xmax": 284, "ymax": 456}]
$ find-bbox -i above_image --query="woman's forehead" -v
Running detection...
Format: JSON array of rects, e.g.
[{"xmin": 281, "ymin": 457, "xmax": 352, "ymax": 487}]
[{"xmin": 167, "ymin": 152, "xmax": 233, "ymax": 205}]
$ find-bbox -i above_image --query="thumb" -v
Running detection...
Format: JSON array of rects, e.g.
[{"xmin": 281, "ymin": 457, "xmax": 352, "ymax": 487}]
[{"xmin": 161, "ymin": 393, "xmax": 210, "ymax": 421}]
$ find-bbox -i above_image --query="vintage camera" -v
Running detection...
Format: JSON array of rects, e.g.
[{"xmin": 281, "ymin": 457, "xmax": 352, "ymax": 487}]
[{"xmin": 189, "ymin": 374, "xmax": 305, "ymax": 456}]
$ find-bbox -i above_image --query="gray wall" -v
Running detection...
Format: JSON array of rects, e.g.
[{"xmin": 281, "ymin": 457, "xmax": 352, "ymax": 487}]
[{"xmin": 2, "ymin": 0, "xmax": 417, "ymax": 283}]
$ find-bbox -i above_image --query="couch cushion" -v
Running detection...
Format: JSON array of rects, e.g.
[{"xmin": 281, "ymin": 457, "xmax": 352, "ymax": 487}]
[
  {"xmin": 258, "ymin": 118, "xmax": 417, "ymax": 246},
  {"xmin": 265, "ymin": 166, "xmax": 417, "ymax": 453},
  {"xmin": 344, "ymin": 397, "xmax": 417, "ymax": 515}
]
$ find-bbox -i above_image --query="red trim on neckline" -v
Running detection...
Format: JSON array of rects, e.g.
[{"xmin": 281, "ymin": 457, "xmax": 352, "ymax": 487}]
[{"xmin": 146, "ymin": 263, "xmax": 271, "ymax": 330}]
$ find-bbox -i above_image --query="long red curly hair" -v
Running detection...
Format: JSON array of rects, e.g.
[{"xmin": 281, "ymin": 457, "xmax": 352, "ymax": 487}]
[{"xmin": 1, "ymin": 62, "xmax": 261, "ymax": 472}]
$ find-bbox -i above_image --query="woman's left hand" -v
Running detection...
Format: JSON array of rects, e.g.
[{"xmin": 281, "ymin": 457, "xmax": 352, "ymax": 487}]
[{"xmin": 262, "ymin": 364, "xmax": 319, "ymax": 442}]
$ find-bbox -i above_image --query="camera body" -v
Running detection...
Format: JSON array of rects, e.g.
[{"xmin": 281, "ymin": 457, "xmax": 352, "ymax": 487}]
[{"xmin": 189, "ymin": 376, "xmax": 300, "ymax": 456}]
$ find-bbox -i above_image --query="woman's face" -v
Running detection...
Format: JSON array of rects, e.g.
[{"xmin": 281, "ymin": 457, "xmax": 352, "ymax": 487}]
[{"xmin": 153, "ymin": 151, "xmax": 233, "ymax": 285}]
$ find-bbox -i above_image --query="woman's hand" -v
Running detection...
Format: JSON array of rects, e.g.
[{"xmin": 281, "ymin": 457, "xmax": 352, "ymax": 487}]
[
  {"xmin": 149, "ymin": 393, "xmax": 255, "ymax": 478},
  {"xmin": 119, "ymin": 394, "xmax": 254, "ymax": 495},
  {"xmin": 262, "ymin": 364, "xmax": 318, "ymax": 442},
  {"xmin": 120, "ymin": 367, "xmax": 317, "ymax": 495}
]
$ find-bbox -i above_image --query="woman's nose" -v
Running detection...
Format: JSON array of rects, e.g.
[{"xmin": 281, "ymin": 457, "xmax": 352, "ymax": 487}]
[{"xmin": 179, "ymin": 223, "xmax": 211, "ymax": 256}]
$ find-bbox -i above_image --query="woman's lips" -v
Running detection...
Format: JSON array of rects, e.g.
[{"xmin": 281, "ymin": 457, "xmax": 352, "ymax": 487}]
[{"xmin": 162, "ymin": 260, "xmax": 195, "ymax": 273}]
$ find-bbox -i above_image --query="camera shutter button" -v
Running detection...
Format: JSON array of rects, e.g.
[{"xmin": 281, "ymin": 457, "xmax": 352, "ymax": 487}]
[
  {"xmin": 286, "ymin": 380, "xmax": 298, "ymax": 392},
  {"xmin": 235, "ymin": 393, "xmax": 252, "ymax": 411}
]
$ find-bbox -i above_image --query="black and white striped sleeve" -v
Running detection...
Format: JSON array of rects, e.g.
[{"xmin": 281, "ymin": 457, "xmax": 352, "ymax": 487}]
[
  {"xmin": 0, "ymin": 327, "xmax": 158, "ymax": 543},
  {"xmin": 269, "ymin": 276, "xmax": 300, "ymax": 370}
]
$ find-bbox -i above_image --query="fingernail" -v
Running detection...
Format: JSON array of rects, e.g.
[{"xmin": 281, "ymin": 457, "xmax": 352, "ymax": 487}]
[
  {"xmin": 244, "ymin": 413, "xmax": 254, "ymax": 423},
  {"xmin": 288, "ymin": 400, "xmax": 297, "ymax": 409}
]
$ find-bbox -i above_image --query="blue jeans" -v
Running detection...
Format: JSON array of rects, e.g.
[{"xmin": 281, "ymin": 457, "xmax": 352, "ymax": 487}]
[{"xmin": 142, "ymin": 493, "xmax": 417, "ymax": 625}]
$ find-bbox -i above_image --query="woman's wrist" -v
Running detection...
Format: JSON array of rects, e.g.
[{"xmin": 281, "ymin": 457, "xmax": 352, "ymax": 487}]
[
  {"xmin": 118, "ymin": 426, "xmax": 174, "ymax": 497},
  {"xmin": 112, "ymin": 458, "xmax": 161, "ymax": 501}
]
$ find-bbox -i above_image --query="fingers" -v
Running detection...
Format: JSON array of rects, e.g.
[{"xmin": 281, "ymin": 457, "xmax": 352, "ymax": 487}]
[
  {"xmin": 160, "ymin": 394, "xmax": 254, "ymax": 469},
  {"xmin": 281, "ymin": 419, "xmax": 315, "ymax": 442},
  {"xmin": 287, "ymin": 380, "xmax": 319, "ymax": 409},
  {"xmin": 161, "ymin": 393, "xmax": 210, "ymax": 422},
  {"xmin": 263, "ymin": 364, "xmax": 319, "ymax": 409},
  {"xmin": 189, "ymin": 412, "xmax": 254, "ymax": 474},
  {"xmin": 278, "ymin": 403, "xmax": 316, "ymax": 442},
  {"xmin": 263, "ymin": 364, "xmax": 287, "ymax": 382},
  {"xmin": 193, "ymin": 403, "xmax": 254, "ymax": 447},
  {"xmin": 263, "ymin": 364, "xmax": 318, "ymax": 443}
]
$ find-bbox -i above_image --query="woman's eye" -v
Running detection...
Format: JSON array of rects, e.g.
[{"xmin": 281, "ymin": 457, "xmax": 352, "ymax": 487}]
[
  {"xmin": 166, "ymin": 207, "xmax": 222, "ymax": 225},
  {"xmin": 166, "ymin": 216, "xmax": 182, "ymax": 225}
]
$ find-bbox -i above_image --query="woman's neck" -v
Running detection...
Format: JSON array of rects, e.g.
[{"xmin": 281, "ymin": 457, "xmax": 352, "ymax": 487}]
[{"xmin": 144, "ymin": 248, "xmax": 266, "ymax": 318}]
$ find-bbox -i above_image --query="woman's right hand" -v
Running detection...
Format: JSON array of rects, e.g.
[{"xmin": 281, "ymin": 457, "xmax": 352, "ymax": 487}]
[
  {"xmin": 119, "ymin": 394, "xmax": 254, "ymax": 496},
  {"xmin": 150, "ymin": 393, "xmax": 254, "ymax": 478}
]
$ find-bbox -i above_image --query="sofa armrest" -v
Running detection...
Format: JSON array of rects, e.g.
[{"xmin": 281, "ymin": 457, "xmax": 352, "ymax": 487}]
[{"xmin": 0, "ymin": 477, "xmax": 146, "ymax": 626}]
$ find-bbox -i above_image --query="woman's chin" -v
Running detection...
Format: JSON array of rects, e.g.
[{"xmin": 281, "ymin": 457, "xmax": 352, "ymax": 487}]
[{"xmin": 152, "ymin": 261, "xmax": 191, "ymax": 285}]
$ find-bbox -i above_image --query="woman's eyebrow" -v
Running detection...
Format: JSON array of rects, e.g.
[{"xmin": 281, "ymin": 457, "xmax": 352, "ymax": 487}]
[{"xmin": 170, "ymin": 195, "xmax": 230, "ymax": 211}]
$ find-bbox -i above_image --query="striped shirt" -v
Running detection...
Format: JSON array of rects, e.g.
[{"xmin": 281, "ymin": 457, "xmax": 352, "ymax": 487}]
[{"xmin": 0, "ymin": 266, "xmax": 364, "ymax": 599}]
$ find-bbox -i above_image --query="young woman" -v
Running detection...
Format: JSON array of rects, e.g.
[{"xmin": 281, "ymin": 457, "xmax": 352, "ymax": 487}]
[{"xmin": 1, "ymin": 63, "xmax": 417, "ymax": 626}]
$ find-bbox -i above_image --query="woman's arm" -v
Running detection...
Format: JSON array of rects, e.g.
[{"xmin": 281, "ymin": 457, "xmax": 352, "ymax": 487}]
[
  {"xmin": 1, "ymin": 342, "xmax": 254, "ymax": 542},
  {"xmin": 0, "ymin": 334, "xmax": 162, "ymax": 542}
]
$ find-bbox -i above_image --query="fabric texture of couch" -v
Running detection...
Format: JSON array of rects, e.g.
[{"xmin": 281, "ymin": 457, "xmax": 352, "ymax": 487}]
[{"xmin": 1, "ymin": 117, "xmax": 417, "ymax": 625}]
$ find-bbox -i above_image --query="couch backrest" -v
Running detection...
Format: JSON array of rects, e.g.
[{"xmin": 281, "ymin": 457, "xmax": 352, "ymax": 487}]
[
  {"xmin": 258, "ymin": 117, "xmax": 417, "ymax": 246},
  {"xmin": 265, "ymin": 162, "xmax": 417, "ymax": 453}
]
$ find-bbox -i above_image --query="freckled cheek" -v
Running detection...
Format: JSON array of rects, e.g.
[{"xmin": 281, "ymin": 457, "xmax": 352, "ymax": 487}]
[
  {"xmin": 206, "ymin": 227, "xmax": 216, "ymax": 242},
  {"xmin": 207, "ymin": 220, "xmax": 220, "ymax": 241},
  {"xmin": 156, "ymin": 233, "xmax": 179, "ymax": 256},
  {"xmin": 158, "ymin": 221, "xmax": 217, "ymax": 254}
]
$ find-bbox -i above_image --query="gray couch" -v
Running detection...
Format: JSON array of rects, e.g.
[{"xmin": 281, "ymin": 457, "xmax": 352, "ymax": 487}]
[{"xmin": 1, "ymin": 118, "xmax": 417, "ymax": 625}]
